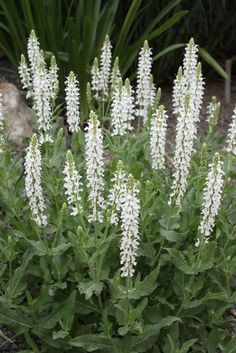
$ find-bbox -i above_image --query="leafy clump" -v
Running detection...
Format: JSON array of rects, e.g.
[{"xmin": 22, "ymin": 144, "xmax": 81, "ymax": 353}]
[{"xmin": 0, "ymin": 32, "xmax": 236, "ymax": 353}]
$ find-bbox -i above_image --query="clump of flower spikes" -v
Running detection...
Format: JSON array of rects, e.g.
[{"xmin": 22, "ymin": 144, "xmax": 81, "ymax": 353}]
[
  {"xmin": 150, "ymin": 104, "xmax": 168, "ymax": 170},
  {"xmin": 169, "ymin": 38, "xmax": 204, "ymax": 205},
  {"xmin": 207, "ymin": 96, "xmax": 220, "ymax": 134},
  {"xmin": 63, "ymin": 150, "xmax": 83, "ymax": 216},
  {"xmin": 91, "ymin": 35, "xmax": 112, "ymax": 99},
  {"xmin": 111, "ymin": 78, "xmax": 135, "ymax": 136},
  {"xmin": 120, "ymin": 174, "xmax": 140, "ymax": 278},
  {"xmin": 136, "ymin": 40, "xmax": 156, "ymax": 124},
  {"xmin": 226, "ymin": 105, "xmax": 236, "ymax": 155},
  {"xmin": 65, "ymin": 71, "xmax": 80, "ymax": 133},
  {"xmin": 108, "ymin": 161, "xmax": 127, "ymax": 225},
  {"xmin": 0, "ymin": 93, "xmax": 5, "ymax": 152},
  {"xmin": 197, "ymin": 152, "xmax": 224, "ymax": 244},
  {"xmin": 19, "ymin": 30, "xmax": 59, "ymax": 142},
  {"xmin": 24, "ymin": 134, "xmax": 47, "ymax": 227},
  {"xmin": 85, "ymin": 111, "xmax": 105, "ymax": 223}
]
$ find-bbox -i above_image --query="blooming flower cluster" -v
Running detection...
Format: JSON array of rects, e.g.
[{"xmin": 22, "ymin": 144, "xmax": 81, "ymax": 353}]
[
  {"xmin": 207, "ymin": 96, "xmax": 220, "ymax": 133},
  {"xmin": 198, "ymin": 152, "xmax": 224, "ymax": 243},
  {"xmin": 136, "ymin": 40, "xmax": 155, "ymax": 123},
  {"xmin": 91, "ymin": 36, "xmax": 112, "ymax": 99},
  {"xmin": 24, "ymin": 134, "xmax": 47, "ymax": 226},
  {"xmin": 85, "ymin": 111, "xmax": 105, "ymax": 223},
  {"xmin": 120, "ymin": 175, "xmax": 140, "ymax": 278},
  {"xmin": 19, "ymin": 30, "xmax": 59, "ymax": 142},
  {"xmin": 110, "ymin": 57, "xmax": 122, "ymax": 93},
  {"xmin": 169, "ymin": 38, "xmax": 204, "ymax": 205},
  {"xmin": 150, "ymin": 105, "xmax": 168, "ymax": 170},
  {"xmin": 108, "ymin": 161, "xmax": 127, "ymax": 225},
  {"xmin": 227, "ymin": 105, "xmax": 236, "ymax": 155},
  {"xmin": 0, "ymin": 93, "xmax": 5, "ymax": 152},
  {"xmin": 111, "ymin": 78, "xmax": 135, "ymax": 136},
  {"xmin": 63, "ymin": 150, "xmax": 83, "ymax": 216},
  {"xmin": 65, "ymin": 71, "xmax": 80, "ymax": 133}
]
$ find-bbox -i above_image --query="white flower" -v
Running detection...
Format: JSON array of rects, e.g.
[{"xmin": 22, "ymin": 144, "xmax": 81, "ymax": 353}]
[
  {"xmin": 111, "ymin": 57, "xmax": 122, "ymax": 92},
  {"xmin": 85, "ymin": 111, "xmax": 105, "ymax": 223},
  {"xmin": 24, "ymin": 134, "xmax": 47, "ymax": 227},
  {"xmin": 65, "ymin": 71, "xmax": 80, "ymax": 133},
  {"xmin": 27, "ymin": 30, "xmax": 41, "ymax": 75},
  {"xmin": 32, "ymin": 56, "xmax": 52, "ymax": 143},
  {"xmin": 150, "ymin": 105, "xmax": 168, "ymax": 170},
  {"xmin": 136, "ymin": 40, "xmax": 155, "ymax": 123},
  {"xmin": 18, "ymin": 54, "xmax": 32, "ymax": 98},
  {"xmin": 99, "ymin": 35, "xmax": 112, "ymax": 97},
  {"xmin": 49, "ymin": 56, "xmax": 59, "ymax": 101},
  {"xmin": 111, "ymin": 78, "xmax": 135, "ymax": 136},
  {"xmin": 198, "ymin": 152, "xmax": 224, "ymax": 242},
  {"xmin": 108, "ymin": 161, "xmax": 127, "ymax": 225},
  {"xmin": 91, "ymin": 57, "xmax": 100, "ymax": 99},
  {"xmin": 227, "ymin": 105, "xmax": 236, "ymax": 155},
  {"xmin": 0, "ymin": 93, "xmax": 5, "ymax": 152},
  {"xmin": 169, "ymin": 39, "xmax": 204, "ymax": 205},
  {"xmin": 120, "ymin": 175, "xmax": 140, "ymax": 278},
  {"xmin": 63, "ymin": 150, "xmax": 83, "ymax": 216}
]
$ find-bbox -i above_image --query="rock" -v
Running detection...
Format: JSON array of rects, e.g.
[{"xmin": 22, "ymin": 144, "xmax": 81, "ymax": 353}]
[{"xmin": 0, "ymin": 82, "xmax": 33, "ymax": 145}]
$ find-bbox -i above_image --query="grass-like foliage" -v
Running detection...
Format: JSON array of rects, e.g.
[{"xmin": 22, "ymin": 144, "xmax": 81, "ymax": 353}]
[{"xmin": 0, "ymin": 33, "xmax": 236, "ymax": 353}]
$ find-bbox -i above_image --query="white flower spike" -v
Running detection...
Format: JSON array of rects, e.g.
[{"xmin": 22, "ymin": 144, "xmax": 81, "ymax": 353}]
[
  {"xmin": 108, "ymin": 160, "xmax": 127, "ymax": 225},
  {"xmin": 99, "ymin": 35, "xmax": 112, "ymax": 97},
  {"xmin": 49, "ymin": 55, "xmax": 59, "ymax": 101},
  {"xmin": 198, "ymin": 152, "xmax": 224, "ymax": 243},
  {"xmin": 85, "ymin": 111, "xmax": 105, "ymax": 223},
  {"xmin": 120, "ymin": 174, "xmax": 140, "ymax": 278},
  {"xmin": 63, "ymin": 150, "xmax": 83, "ymax": 216},
  {"xmin": 24, "ymin": 134, "xmax": 47, "ymax": 227},
  {"xmin": 91, "ymin": 57, "xmax": 100, "ymax": 99},
  {"xmin": 32, "ymin": 55, "xmax": 52, "ymax": 143},
  {"xmin": 111, "ymin": 57, "xmax": 122, "ymax": 93},
  {"xmin": 0, "ymin": 93, "xmax": 5, "ymax": 152},
  {"xmin": 207, "ymin": 96, "xmax": 220, "ymax": 133},
  {"xmin": 169, "ymin": 39, "xmax": 204, "ymax": 205},
  {"xmin": 227, "ymin": 105, "xmax": 236, "ymax": 155},
  {"xmin": 111, "ymin": 78, "xmax": 135, "ymax": 136},
  {"xmin": 136, "ymin": 40, "xmax": 155, "ymax": 124},
  {"xmin": 150, "ymin": 105, "xmax": 168, "ymax": 170},
  {"xmin": 65, "ymin": 71, "xmax": 80, "ymax": 133}
]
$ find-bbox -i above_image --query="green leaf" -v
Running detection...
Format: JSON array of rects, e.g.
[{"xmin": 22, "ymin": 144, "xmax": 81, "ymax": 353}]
[
  {"xmin": 127, "ymin": 266, "xmax": 160, "ymax": 299},
  {"xmin": 199, "ymin": 47, "xmax": 227, "ymax": 80},
  {"xmin": 69, "ymin": 334, "xmax": 116, "ymax": 352},
  {"xmin": 6, "ymin": 251, "xmax": 33, "ymax": 298},
  {"xmin": 153, "ymin": 43, "xmax": 185, "ymax": 61},
  {"xmin": 133, "ymin": 316, "xmax": 181, "ymax": 352},
  {"xmin": 60, "ymin": 290, "xmax": 76, "ymax": 332},
  {"xmin": 179, "ymin": 339, "xmax": 197, "ymax": 353},
  {"xmin": 78, "ymin": 281, "xmax": 103, "ymax": 300},
  {"xmin": 166, "ymin": 248, "xmax": 196, "ymax": 274},
  {"xmin": 53, "ymin": 330, "xmax": 68, "ymax": 340}
]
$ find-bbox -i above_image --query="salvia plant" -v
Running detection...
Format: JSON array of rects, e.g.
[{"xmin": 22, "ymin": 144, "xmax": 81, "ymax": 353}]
[{"xmin": 0, "ymin": 31, "xmax": 236, "ymax": 353}]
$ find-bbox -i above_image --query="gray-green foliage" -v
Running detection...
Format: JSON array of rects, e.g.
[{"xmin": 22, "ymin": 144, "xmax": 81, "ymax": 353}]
[{"xmin": 0, "ymin": 113, "xmax": 236, "ymax": 353}]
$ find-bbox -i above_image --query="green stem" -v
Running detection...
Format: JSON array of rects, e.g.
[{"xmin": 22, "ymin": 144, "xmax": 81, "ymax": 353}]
[
  {"xmin": 125, "ymin": 277, "xmax": 131, "ymax": 325},
  {"xmin": 24, "ymin": 331, "xmax": 40, "ymax": 352}
]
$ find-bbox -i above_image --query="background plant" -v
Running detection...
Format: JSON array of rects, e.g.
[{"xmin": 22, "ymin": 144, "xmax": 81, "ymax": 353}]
[
  {"xmin": 0, "ymin": 0, "xmax": 187, "ymax": 117},
  {"xmin": 0, "ymin": 33, "xmax": 236, "ymax": 353}
]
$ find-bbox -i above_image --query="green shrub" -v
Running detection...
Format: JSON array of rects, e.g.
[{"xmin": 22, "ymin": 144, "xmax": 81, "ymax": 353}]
[{"xmin": 0, "ymin": 33, "xmax": 236, "ymax": 353}]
